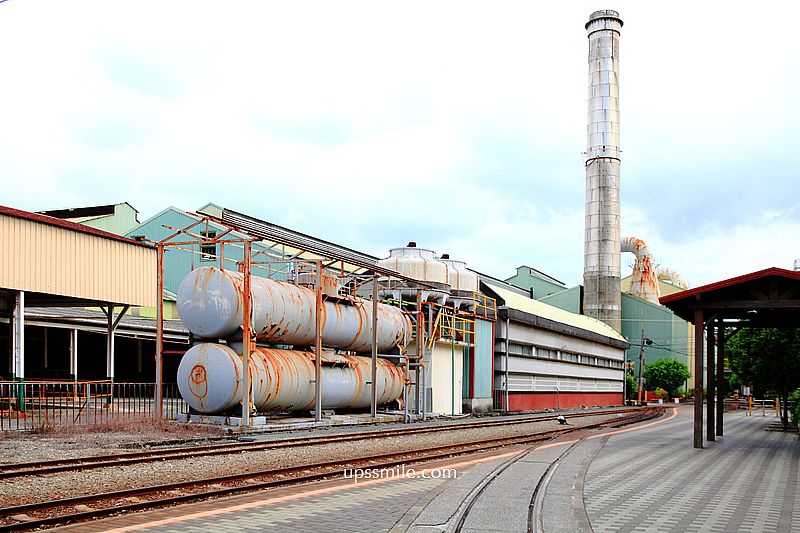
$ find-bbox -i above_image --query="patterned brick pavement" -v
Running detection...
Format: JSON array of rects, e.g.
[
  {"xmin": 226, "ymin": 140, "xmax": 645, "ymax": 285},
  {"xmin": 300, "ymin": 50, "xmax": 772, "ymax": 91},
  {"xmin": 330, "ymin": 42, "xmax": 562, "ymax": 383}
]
[{"xmin": 585, "ymin": 408, "xmax": 800, "ymax": 533}]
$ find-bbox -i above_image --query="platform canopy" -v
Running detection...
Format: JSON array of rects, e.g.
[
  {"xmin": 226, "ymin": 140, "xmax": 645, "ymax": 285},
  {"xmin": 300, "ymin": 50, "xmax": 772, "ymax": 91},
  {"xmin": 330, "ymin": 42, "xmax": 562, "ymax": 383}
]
[
  {"xmin": 660, "ymin": 267, "xmax": 800, "ymax": 328},
  {"xmin": 660, "ymin": 267, "xmax": 800, "ymax": 448}
]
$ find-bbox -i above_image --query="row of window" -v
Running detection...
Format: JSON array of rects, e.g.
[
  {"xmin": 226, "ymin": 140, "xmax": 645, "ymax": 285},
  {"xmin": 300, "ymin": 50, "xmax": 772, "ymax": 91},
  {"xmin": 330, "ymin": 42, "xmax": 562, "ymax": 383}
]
[
  {"xmin": 506, "ymin": 342, "xmax": 624, "ymax": 370},
  {"xmin": 506, "ymin": 374, "xmax": 623, "ymax": 393}
]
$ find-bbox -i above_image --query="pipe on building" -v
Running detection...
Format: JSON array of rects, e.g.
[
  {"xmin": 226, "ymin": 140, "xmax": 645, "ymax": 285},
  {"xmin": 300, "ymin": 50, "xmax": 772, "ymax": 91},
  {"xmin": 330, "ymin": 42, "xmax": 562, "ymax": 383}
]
[
  {"xmin": 177, "ymin": 267, "xmax": 411, "ymax": 352},
  {"xmin": 621, "ymin": 236, "xmax": 661, "ymax": 303},
  {"xmin": 177, "ymin": 343, "xmax": 405, "ymax": 414},
  {"xmin": 656, "ymin": 266, "xmax": 688, "ymax": 289}
]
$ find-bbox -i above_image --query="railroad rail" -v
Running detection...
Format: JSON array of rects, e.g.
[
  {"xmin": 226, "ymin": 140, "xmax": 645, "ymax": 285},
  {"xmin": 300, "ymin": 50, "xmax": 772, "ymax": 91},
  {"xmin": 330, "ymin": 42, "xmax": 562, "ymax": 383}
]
[
  {"xmin": 0, "ymin": 407, "xmax": 641, "ymax": 480},
  {"xmin": 0, "ymin": 407, "xmax": 663, "ymax": 531}
]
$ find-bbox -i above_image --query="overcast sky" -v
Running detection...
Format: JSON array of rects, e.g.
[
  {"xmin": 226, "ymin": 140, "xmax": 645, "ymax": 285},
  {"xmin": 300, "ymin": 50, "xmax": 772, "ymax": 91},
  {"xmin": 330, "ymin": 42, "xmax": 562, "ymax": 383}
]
[{"xmin": 1, "ymin": 1, "xmax": 798, "ymax": 288}]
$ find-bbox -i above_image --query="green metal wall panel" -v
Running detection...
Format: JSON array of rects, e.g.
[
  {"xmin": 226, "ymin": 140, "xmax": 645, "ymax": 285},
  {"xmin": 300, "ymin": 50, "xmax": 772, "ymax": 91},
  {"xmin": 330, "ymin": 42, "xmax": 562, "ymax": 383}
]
[
  {"xmin": 126, "ymin": 208, "xmax": 287, "ymax": 294},
  {"xmin": 505, "ymin": 266, "xmax": 567, "ymax": 299},
  {"xmin": 538, "ymin": 286, "xmax": 582, "ymax": 314},
  {"xmin": 621, "ymin": 293, "xmax": 689, "ymax": 379}
]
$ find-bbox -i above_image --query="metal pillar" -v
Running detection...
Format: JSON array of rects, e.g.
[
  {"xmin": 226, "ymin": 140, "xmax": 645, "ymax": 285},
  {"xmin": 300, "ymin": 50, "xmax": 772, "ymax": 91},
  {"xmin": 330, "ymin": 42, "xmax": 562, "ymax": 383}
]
[
  {"xmin": 370, "ymin": 274, "xmax": 378, "ymax": 417},
  {"xmin": 11, "ymin": 290, "xmax": 24, "ymax": 380},
  {"xmin": 104, "ymin": 304, "xmax": 129, "ymax": 406},
  {"xmin": 11, "ymin": 291, "xmax": 24, "ymax": 411},
  {"xmin": 706, "ymin": 323, "xmax": 715, "ymax": 441},
  {"xmin": 43, "ymin": 328, "xmax": 49, "ymax": 369},
  {"xmin": 716, "ymin": 322, "xmax": 725, "ymax": 437},
  {"xmin": 504, "ymin": 318, "xmax": 510, "ymax": 412},
  {"xmin": 241, "ymin": 241, "xmax": 252, "ymax": 426},
  {"xmin": 693, "ymin": 309, "xmax": 704, "ymax": 448},
  {"xmin": 69, "ymin": 329, "xmax": 78, "ymax": 381},
  {"xmin": 314, "ymin": 260, "xmax": 323, "ymax": 422},
  {"xmin": 106, "ymin": 303, "xmax": 115, "ymax": 384},
  {"xmin": 415, "ymin": 290, "xmax": 423, "ymax": 416},
  {"xmin": 155, "ymin": 243, "xmax": 164, "ymax": 418}
]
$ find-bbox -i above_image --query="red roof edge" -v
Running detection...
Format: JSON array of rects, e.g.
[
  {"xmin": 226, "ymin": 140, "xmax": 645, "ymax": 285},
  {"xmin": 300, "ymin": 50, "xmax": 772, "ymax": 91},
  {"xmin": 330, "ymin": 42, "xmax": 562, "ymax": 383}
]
[
  {"xmin": 0, "ymin": 205, "xmax": 154, "ymax": 249},
  {"xmin": 659, "ymin": 267, "xmax": 800, "ymax": 304}
]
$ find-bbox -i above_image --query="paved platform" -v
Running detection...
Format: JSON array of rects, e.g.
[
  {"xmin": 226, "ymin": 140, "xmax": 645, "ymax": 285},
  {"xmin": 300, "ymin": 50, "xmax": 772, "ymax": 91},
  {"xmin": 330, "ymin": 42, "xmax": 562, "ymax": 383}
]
[
  {"xmin": 585, "ymin": 407, "xmax": 800, "ymax": 533},
  {"xmin": 55, "ymin": 407, "xmax": 799, "ymax": 533}
]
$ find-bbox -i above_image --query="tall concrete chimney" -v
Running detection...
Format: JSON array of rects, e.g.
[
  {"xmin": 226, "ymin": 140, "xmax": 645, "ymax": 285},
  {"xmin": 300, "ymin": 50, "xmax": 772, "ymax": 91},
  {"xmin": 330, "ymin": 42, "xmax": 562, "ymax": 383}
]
[{"xmin": 583, "ymin": 10, "xmax": 623, "ymax": 331}]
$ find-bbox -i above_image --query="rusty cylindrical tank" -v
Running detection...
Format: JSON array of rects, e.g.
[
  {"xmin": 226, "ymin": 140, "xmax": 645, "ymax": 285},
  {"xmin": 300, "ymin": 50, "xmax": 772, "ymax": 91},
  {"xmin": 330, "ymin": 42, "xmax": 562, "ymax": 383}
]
[
  {"xmin": 177, "ymin": 267, "xmax": 411, "ymax": 352},
  {"xmin": 177, "ymin": 343, "xmax": 405, "ymax": 413}
]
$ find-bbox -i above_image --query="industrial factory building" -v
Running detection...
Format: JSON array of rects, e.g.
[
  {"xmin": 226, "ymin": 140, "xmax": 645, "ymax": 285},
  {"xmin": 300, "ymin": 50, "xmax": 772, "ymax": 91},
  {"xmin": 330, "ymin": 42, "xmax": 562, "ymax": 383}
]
[
  {"xmin": 482, "ymin": 277, "xmax": 627, "ymax": 411},
  {"xmin": 506, "ymin": 262, "xmax": 694, "ymax": 387},
  {"xmin": 3, "ymin": 197, "xmax": 636, "ymax": 423}
]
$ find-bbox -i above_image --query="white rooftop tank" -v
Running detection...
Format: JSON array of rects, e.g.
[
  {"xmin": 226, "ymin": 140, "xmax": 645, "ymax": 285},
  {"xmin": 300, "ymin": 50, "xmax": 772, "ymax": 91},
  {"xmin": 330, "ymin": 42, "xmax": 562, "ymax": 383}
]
[
  {"xmin": 378, "ymin": 242, "xmax": 449, "ymax": 285},
  {"xmin": 439, "ymin": 254, "xmax": 479, "ymax": 293}
]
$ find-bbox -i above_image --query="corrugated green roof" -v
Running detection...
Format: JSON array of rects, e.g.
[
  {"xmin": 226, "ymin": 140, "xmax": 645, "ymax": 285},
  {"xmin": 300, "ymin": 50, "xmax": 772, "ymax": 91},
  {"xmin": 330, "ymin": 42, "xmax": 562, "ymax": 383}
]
[{"xmin": 485, "ymin": 281, "xmax": 626, "ymax": 343}]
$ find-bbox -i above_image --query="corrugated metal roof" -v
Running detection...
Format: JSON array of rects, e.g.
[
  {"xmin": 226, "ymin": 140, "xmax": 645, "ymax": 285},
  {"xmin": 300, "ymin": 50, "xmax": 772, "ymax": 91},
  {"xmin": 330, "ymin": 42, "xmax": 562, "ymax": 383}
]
[
  {"xmin": 0, "ymin": 209, "xmax": 156, "ymax": 307},
  {"xmin": 484, "ymin": 281, "xmax": 626, "ymax": 343},
  {"xmin": 0, "ymin": 205, "xmax": 152, "ymax": 249}
]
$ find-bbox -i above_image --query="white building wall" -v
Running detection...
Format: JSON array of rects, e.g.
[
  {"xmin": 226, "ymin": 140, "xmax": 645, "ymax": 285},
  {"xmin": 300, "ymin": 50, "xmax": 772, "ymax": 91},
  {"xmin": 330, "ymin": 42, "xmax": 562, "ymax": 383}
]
[
  {"xmin": 507, "ymin": 322, "xmax": 623, "ymax": 361},
  {"xmin": 430, "ymin": 341, "xmax": 463, "ymax": 415}
]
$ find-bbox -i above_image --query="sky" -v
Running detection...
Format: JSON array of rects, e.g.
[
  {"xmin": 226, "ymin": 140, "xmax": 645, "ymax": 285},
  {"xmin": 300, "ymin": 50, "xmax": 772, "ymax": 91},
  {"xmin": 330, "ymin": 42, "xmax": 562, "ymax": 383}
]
[{"xmin": 1, "ymin": 1, "xmax": 798, "ymax": 288}]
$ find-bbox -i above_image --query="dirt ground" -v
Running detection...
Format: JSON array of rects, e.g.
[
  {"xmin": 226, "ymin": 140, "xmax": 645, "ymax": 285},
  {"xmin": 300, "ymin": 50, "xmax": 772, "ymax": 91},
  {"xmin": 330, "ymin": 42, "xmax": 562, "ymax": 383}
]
[{"xmin": 0, "ymin": 418, "xmax": 227, "ymax": 465}]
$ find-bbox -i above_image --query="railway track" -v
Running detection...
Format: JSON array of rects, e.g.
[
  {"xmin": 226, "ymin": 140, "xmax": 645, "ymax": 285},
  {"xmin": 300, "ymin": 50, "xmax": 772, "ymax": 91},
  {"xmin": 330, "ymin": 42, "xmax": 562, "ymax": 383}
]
[
  {"xmin": 448, "ymin": 421, "xmax": 611, "ymax": 532},
  {"xmin": 0, "ymin": 407, "xmax": 641, "ymax": 480},
  {"xmin": 0, "ymin": 407, "xmax": 663, "ymax": 531}
]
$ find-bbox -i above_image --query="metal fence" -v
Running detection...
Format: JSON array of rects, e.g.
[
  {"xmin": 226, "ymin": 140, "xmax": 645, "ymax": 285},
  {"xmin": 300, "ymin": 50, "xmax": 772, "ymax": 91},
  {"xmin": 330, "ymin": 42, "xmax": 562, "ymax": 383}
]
[
  {"xmin": 0, "ymin": 381, "xmax": 188, "ymax": 431},
  {"xmin": 493, "ymin": 388, "xmax": 507, "ymax": 412}
]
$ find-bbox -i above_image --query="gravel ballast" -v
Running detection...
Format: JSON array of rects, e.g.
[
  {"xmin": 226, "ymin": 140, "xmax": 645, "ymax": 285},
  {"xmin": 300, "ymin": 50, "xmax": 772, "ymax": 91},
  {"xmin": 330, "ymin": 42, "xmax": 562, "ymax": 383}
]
[{"xmin": 0, "ymin": 412, "xmax": 629, "ymax": 507}]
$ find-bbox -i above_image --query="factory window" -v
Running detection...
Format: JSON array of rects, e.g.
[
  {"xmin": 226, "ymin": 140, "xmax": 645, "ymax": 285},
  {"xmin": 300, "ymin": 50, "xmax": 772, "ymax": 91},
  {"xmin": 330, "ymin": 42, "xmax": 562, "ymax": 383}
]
[
  {"xmin": 538, "ymin": 347, "xmax": 559, "ymax": 360},
  {"xmin": 508, "ymin": 343, "xmax": 534, "ymax": 357},
  {"xmin": 597, "ymin": 358, "xmax": 611, "ymax": 368},
  {"xmin": 200, "ymin": 231, "xmax": 217, "ymax": 261},
  {"xmin": 581, "ymin": 355, "xmax": 596, "ymax": 366},
  {"xmin": 562, "ymin": 352, "xmax": 579, "ymax": 363}
]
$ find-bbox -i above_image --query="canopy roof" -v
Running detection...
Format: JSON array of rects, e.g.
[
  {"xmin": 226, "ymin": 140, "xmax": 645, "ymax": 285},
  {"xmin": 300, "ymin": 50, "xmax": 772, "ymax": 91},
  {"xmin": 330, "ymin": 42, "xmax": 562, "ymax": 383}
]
[{"xmin": 659, "ymin": 267, "xmax": 800, "ymax": 327}]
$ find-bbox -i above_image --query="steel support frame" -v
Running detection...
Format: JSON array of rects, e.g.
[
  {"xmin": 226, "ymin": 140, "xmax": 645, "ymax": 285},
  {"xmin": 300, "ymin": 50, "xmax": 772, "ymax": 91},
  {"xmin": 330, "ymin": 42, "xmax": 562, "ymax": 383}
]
[
  {"xmin": 370, "ymin": 274, "xmax": 379, "ymax": 417},
  {"xmin": 241, "ymin": 242, "xmax": 253, "ymax": 426},
  {"xmin": 155, "ymin": 244, "xmax": 165, "ymax": 418},
  {"xmin": 314, "ymin": 260, "xmax": 323, "ymax": 422}
]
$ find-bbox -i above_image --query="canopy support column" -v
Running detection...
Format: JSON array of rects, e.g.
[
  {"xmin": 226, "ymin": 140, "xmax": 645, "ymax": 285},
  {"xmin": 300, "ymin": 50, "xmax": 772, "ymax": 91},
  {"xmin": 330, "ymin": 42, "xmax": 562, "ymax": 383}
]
[
  {"xmin": 716, "ymin": 321, "xmax": 725, "ymax": 437},
  {"xmin": 706, "ymin": 323, "xmax": 716, "ymax": 441},
  {"xmin": 693, "ymin": 309, "xmax": 704, "ymax": 448}
]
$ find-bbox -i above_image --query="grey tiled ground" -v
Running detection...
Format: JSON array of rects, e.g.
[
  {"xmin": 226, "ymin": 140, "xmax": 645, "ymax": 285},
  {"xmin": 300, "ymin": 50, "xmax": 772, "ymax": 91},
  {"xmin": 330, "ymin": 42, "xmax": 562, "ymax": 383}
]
[
  {"xmin": 131, "ymin": 476, "xmax": 444, "ymax": 533},
  {"xmin": 585, "ymin": 409, "xmax": 800, "ymax": 533}
]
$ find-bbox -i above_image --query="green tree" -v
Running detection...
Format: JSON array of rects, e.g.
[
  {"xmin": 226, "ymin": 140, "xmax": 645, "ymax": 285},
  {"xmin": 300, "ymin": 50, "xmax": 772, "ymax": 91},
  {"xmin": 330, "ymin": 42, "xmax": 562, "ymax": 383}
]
[
  {"xmin": 643, "ymin": 358, "xmax": 690, "ymax": 397},
  {"xmin": 727, "ymin": 327, "xmax": 800, "ymax": 429},
  {"xmin": 625, "ymin": 374, "xmax": 638, "ymax": 400}
]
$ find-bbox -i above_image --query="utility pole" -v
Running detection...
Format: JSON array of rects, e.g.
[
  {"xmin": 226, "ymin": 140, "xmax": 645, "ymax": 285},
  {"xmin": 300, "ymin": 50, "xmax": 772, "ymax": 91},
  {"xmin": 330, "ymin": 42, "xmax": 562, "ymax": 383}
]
[
  {"xmin": 637, "ymin": 326, "xmax": 645, "ymax": 403},
  {"xmin": 636, "ymin": 325, "xmax": 652, "ymax": 404}
]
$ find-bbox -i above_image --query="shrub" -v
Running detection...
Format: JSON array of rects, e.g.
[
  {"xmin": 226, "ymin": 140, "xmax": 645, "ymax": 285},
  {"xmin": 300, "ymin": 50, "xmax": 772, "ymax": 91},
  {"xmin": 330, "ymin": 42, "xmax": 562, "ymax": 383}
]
[
  {"xmin": 625, "ymin": 374, "xmax": 638, "ymax": 400},
  {"xmin": 654, "ymin": 388, "xmax": 669, "ymax": 400},
  {"xmin": 790, "ymin": 389, "xmax": 800, "ymax": 428}
]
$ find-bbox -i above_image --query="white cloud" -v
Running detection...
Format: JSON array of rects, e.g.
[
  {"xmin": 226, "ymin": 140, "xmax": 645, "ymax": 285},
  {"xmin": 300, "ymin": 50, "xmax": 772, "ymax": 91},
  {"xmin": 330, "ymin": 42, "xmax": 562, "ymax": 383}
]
[{"xmin": 0, "ymin": 1, "xmax": 798, "ymax": 289}]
